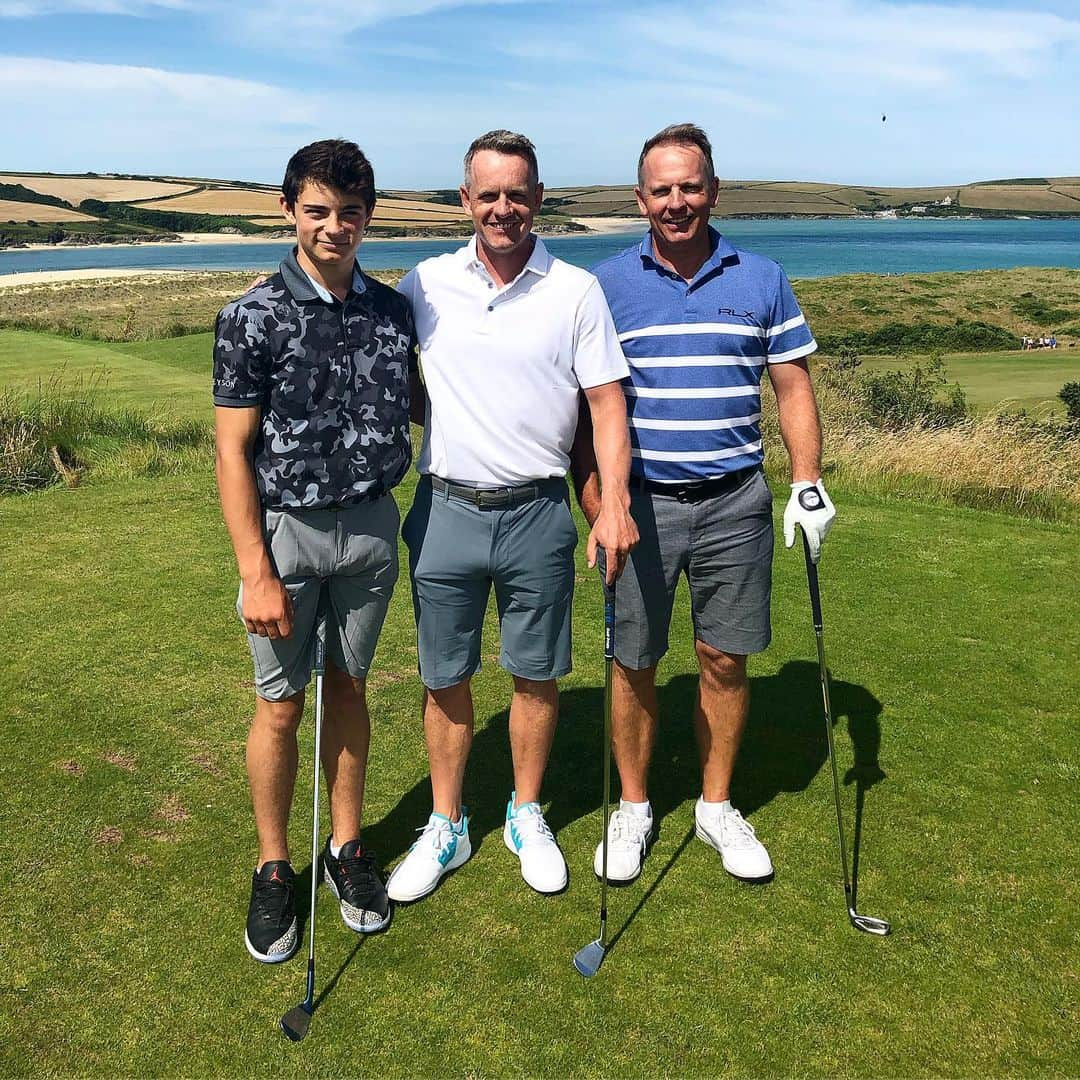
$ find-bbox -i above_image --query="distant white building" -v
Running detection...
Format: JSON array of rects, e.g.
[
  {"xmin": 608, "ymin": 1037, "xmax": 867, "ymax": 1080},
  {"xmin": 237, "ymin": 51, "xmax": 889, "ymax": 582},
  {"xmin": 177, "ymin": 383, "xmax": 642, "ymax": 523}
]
[{"xmin": 910, "ymin": 205, "xmax": 928, "ymax": 214}]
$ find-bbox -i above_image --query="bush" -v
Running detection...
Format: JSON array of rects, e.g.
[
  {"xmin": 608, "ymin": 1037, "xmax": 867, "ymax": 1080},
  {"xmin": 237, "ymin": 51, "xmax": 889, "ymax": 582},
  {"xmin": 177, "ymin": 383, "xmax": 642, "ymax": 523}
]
[
  {"xmin": 859, "ymin": 355, "xmax": 969, "ymax": 429},
  {"xmin": 1059, "ymin": 382, "xmax": 1080, "ymax": 422},
  {"xmin": 817, "ymin": 320, "xmax": 1016, "ymax": 354}
]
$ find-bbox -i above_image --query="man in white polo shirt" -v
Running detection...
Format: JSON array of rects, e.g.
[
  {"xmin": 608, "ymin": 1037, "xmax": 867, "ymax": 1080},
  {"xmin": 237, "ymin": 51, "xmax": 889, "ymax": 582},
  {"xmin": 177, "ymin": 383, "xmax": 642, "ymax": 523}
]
[{"xmin": 388, "ymin": 130, "xmax": 637, "ymax": 902}]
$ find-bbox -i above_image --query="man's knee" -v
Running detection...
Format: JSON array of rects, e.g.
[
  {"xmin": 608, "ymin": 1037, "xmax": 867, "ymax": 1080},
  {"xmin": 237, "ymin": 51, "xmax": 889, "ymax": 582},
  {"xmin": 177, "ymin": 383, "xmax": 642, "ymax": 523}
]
[
  {"xmin": 510, "ymin": 675, "xmax": 558, "ymax": 702},
  {"xmin": 614, "ymin": 659, "xmax": 657, "ymax": 695},
  {"xmin": 325, "ymin": 661, "xmax": 366, "ymax": 702},
  {"xmin": 425, "ymin": 679, "xmax": 473, "ymax": 722},
  {"xmin": 253, "ymin": 692, "xmax": 304, "ymax": 735},
  {"xmin": 694, "ymin": 640, "xmax": 747, "ymax": 689}
]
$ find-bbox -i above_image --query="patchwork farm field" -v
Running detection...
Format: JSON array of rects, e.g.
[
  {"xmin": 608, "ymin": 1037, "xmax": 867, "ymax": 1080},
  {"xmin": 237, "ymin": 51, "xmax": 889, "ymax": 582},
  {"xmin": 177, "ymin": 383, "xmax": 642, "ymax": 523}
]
[{"xmin": 0, "ymin": 199, "xmax": 99, "ymax": 223}]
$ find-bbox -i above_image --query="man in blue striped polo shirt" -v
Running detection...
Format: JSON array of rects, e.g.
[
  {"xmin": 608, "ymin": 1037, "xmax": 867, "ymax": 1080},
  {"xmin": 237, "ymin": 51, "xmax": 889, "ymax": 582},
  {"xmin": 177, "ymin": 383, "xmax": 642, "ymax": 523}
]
[{"xmin": 573, "ymin": 123, "xmax": 836, "ymax": 885}]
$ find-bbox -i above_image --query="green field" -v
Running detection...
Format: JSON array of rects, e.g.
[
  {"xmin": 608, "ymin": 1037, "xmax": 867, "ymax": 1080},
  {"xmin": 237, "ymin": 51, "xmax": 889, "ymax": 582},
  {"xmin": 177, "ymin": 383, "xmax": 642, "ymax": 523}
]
[
  {"xmin": 860, "ymin": 348, "xmax": 1080, "ymax": 416},
  {"xmin": 1, "ymin": 286, "xmax": 1078, "ymax": 1076}
]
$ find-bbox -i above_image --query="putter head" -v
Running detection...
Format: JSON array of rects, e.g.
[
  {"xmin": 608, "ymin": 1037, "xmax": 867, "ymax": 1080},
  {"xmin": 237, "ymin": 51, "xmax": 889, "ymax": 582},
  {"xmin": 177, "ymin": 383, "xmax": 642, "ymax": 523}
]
[
  {"xmin": 573, "ymin": 939, "xmax": 606, "ymax": 978},
  {"xmin": 850, "ymin": 911, "xmax": 891, "ymax": 936},
  {"xmin": 280, "ymin": 1001, "xmax": 313, "ymax": 1042}
]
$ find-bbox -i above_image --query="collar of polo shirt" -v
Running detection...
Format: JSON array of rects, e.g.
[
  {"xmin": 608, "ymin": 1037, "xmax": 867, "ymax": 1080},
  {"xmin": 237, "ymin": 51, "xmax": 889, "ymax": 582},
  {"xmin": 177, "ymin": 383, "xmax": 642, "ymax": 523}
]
[
  {"xmin": 280, "ymin": 246, "xmax": 367, "ymax": 303},
  {"xmin": 465, "ymin": 234, "xmax": 553, "ymax": 285},
  {"xmin": 640, "ymin": 225, "xmax": 738, "ymax": 287}
]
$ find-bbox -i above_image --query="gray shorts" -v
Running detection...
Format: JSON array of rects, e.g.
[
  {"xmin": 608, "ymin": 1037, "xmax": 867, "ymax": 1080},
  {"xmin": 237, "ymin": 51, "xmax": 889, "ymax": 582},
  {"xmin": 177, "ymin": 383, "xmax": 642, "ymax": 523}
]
[
  {"xmin": 240, "ymin": 495, "xmax": 400, "ymax": 700},
  {"xmin": 403, "ymin": 476, "xmax": 578, "ymax": 690},
  {"xmin": 615, "ymin": 468, "xmax": 774, "ymax": 668}
]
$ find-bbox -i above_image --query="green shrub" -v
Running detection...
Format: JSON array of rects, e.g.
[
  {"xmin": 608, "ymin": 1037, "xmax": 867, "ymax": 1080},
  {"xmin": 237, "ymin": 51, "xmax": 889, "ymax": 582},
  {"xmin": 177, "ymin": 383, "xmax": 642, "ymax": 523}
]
[
  {"xmin": 858, "ymin": 355, "xmax": 970, "ymax": 428},
  {"xmin": 817, "ymin": 320, "xmax": 1015, "ymax": 354},
  {"xmin": 1059, "ymin": 382, "xmax": 1080, "ymax": 422},
  {"xmin": 1012, "ymin": 293, "xmax": 1076, "ymax": 324}
]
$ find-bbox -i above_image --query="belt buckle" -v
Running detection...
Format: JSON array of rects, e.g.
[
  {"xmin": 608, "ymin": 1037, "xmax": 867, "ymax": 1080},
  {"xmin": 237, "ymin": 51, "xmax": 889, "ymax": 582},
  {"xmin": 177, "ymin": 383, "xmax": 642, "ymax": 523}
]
[{"xmin": 476, "ymin": 488, "xmax": 505, "ymax": 509}]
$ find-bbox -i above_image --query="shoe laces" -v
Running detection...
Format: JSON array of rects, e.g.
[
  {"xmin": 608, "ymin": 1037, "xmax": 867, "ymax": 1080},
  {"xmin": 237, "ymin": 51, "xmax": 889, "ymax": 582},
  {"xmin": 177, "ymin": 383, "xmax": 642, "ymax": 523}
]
[
  {"xmin": 609, "ymin": 809, "xmax": 650, "ymax": 848},
  {"xmin": 251, "ymin": 874, "xmax": 292, "ymax": 925},
  {"xmin": 413, "ymin": 816, "xmax": 456, "ymax": 859},
  {"xmin": 718, "ymin": 807, "xmax": 758, "ymax": 848},
  {"xmin": 510, "ymin": 804, "xmax": 555, "ymax": 847},
  {"xmin": 336, "ymin": 848, "xmax": 382, "ymax": 902}
]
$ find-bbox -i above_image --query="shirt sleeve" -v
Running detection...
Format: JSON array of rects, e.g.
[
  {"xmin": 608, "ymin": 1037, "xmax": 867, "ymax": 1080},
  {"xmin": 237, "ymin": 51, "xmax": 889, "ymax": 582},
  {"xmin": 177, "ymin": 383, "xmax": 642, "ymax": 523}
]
[
  {"xmin": 212, "ymin": 303, "xmax": 269, "ymax": 408},
  {"xmin": 571, "ymin": 278, "xmax": 631, "ymax": 389},
  {"xmin": 765, "ymin": 265, "xmax": 817, "ymax": 364}
]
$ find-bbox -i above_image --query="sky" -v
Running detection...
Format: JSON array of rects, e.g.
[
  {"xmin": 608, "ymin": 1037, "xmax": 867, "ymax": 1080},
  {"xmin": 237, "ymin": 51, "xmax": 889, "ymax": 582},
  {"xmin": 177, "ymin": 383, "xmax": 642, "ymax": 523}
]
[{"xmin": 1, "ymin": 0, "xmax": 1078, "ymax": 190}]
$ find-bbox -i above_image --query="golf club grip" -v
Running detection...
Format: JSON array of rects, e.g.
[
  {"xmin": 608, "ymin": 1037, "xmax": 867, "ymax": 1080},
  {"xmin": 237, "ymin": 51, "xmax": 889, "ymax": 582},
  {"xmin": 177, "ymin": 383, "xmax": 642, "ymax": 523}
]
[
  {"xmin": 603, "ymin": 580, "xmax": 615, "ymax": 661},
  {"xmin": 313, "ymin": 610, "xmax": 327, "ymax": 673},
  {"xmin": 801, "ymin": 530, "xmax": 823, "ymax": 629}
]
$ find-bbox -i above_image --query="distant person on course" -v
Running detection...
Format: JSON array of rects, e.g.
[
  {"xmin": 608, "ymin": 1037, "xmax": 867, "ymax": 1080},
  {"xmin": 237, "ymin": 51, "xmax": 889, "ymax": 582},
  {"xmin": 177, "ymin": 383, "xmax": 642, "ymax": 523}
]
[
  {"xmin": 386, "ymin": 129, "xmax": 638, "ymax": 903},
  {"xmin": 213, "ymin": 139, "xmax": 417, "ymax": 962},
  {"xmin": 572, "ymin": 123, "xmax": 835, "ymax": 886}
]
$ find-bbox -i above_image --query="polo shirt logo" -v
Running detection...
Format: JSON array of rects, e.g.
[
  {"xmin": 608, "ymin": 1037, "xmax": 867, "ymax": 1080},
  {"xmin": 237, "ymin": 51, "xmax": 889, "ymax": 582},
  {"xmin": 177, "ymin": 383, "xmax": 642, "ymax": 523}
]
[{"xmin": 719, "ymin": 308, "xmax": 755, "ymax": 318}]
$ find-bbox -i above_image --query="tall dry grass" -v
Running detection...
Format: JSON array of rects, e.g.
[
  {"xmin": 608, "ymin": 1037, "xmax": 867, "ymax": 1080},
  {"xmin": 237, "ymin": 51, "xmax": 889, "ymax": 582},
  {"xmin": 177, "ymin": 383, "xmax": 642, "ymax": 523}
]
[
  {"xmin": 761, "ymin": 369, "xmax": 1080, "ymax": 521},
  {"xmin": 0, "ymin": 374, "xmax": 212, "ymax": 495}
]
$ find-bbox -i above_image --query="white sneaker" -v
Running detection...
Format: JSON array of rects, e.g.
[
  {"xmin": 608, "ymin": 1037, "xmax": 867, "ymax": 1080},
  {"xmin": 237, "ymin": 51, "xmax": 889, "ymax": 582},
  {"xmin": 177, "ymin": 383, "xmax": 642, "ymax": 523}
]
[
  {"xmin": 593, "ymin": 805, "xmax": 653, "ymax": 883},
  {"xmin": 503, "ymin": 795, "xmax": 568, "ymax": 894},
  {"xmin": 386, "ymin": 811, "xmax": 471, "ymax": 902},
  {"xmin": 694, "ymin": 797, "xmax": 774, "ymax": 881}
]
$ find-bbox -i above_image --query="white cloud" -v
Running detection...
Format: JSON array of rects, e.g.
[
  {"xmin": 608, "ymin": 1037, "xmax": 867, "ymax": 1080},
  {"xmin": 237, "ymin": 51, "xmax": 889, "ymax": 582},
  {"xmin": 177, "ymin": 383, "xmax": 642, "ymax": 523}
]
[
  {"xmin": 622, "ymin": 0, "xmax": 1080, "ymax": 90},
  {"xmin": 0, "ymin": 0, "xmax": 186, "ymax": 15}
]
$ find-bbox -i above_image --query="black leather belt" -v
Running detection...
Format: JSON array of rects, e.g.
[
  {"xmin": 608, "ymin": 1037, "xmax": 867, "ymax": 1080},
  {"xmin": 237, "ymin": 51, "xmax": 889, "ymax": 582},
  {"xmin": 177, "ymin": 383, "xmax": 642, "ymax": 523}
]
[
  {"xmin": 629, "ymin": 465, "xmax": 759, "ymax": 503},
  {"xmin": 430, "ymin": 475, "xmax": 542, "ymax": 509}
]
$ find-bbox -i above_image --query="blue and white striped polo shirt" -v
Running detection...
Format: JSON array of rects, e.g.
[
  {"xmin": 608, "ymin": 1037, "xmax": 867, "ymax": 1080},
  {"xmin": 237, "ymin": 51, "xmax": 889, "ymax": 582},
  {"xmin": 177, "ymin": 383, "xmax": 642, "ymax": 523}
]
[{"xmin": 592, "ymin": 227, "xmax": 816, "ymax": 483}]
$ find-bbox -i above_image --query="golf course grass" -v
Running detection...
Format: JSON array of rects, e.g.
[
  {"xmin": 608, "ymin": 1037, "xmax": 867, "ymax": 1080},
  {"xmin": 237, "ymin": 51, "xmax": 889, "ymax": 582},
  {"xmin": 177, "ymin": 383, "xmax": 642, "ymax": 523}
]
[{"xmin": 0, "ymin": 307, "xmax": 1077, "ymax": 1076}]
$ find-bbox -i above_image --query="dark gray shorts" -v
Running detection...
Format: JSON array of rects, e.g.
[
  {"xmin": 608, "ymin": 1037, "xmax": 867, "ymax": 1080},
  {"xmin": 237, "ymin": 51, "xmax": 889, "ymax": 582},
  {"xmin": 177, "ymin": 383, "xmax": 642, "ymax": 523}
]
[
  {"xmin": 239, "ymin": 495, "xmax": 400, "ymax": 700},
  {"xmin": 402, "ymin": 476, "xmax": 578, "ymax": 690},
  {"xmin": 615, "ymin": 469, "xmax": 774, "ymax": 668}
]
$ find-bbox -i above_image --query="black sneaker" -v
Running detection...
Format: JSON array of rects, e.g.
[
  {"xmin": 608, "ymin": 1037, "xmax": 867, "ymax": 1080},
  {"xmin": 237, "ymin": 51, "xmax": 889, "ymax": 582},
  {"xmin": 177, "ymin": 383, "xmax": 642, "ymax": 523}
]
[
  {"xmin": 322, "ymin": 836, "xmax": 391, "ymax": 933},
  {"xmin": 245, "ymin": 860, "xmax": 299, "ymax": 963}
]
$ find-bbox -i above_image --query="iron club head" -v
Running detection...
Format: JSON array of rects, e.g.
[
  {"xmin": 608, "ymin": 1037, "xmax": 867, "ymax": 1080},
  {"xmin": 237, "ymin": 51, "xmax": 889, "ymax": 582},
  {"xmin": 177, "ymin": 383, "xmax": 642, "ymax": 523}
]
[
  {"xmin": 573, "ymin": 939, "xmax": 606, "ymax": 978},
  {"xmin": 850, "ymin": 912, "xmax": 891, "ymax": 936},
  {"xmin": 280, "ymin": 1000, "xmax": 313, "ymax": 1042}
]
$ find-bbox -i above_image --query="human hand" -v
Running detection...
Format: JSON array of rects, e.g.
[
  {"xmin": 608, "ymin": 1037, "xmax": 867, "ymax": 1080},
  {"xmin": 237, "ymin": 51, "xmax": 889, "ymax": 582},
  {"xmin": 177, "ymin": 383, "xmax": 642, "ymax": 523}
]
[
  {"xmin": 783, "ymin": 480, "xmax": 835, "ymax": 564},
  {"xmin": 587, "ymin": 497, "xmax": 639, "ymax": 584},
  {"xmin": 241, "ymin": 574, "xmax": 293, "ymax": 638}
]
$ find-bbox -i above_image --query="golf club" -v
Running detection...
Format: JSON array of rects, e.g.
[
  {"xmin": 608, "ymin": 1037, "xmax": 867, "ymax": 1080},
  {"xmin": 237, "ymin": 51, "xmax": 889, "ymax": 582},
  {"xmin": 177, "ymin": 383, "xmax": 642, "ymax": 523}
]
[
  {"xmin": 574, "ymin": 577, "xmax": 616, "ymax": 977},
  {"xmin": 280, "ymin": 604, "xmax": 329, "ymax": 1041},
  {"xmin": 801, "ymin": 530, "xmax": 891, "ymax": 936}
]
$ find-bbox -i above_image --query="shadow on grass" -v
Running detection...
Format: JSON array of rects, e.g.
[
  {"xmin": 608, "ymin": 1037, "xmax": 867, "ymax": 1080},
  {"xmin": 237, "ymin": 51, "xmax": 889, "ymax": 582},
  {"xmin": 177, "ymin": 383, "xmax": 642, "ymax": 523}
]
[{"xmin": 364, "ymin": 660, "xmax": 886, "ymax": 883}]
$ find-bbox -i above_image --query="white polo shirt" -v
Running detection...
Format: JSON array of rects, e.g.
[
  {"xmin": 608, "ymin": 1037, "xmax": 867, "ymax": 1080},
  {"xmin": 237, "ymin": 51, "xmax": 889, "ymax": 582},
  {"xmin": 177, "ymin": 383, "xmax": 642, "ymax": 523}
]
[{"xmin": 398, "ymin": 236, "xmax": 629, "ymax": 486}]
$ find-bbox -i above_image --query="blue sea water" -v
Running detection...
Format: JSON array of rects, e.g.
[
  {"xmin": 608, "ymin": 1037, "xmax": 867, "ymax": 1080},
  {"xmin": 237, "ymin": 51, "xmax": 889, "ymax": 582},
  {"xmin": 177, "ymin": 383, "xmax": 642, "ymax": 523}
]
[{"xmin": 1, "ymin": 218, "xmax": 1079, "ymax": 279}]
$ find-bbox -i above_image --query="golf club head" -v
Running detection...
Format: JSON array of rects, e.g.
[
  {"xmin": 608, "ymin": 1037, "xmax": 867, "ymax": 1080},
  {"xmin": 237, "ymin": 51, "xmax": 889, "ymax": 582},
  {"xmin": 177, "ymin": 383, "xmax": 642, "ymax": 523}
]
[
  {"xmin": 850, "ymin": 911, "xmax": 891, "ymax": 936},
  {"xmin": 573, "ymin": 939, "xmax": 606, "ymax": 978},
  {"xmin": 280, "ymin": 1001, "xmax": 313, "ymax": 1042}
]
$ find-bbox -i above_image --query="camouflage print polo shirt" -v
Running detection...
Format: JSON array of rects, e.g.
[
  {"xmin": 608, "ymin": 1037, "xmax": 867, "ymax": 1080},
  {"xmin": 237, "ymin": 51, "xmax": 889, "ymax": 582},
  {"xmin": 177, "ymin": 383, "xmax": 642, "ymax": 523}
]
[{"xmin": 212, "ymin": 248, "xmax": 417, "ymax": 510}]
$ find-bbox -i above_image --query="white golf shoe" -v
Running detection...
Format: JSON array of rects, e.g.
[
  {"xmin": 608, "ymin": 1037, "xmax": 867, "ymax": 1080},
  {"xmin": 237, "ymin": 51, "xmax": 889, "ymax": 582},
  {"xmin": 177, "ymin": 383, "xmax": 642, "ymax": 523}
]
[
  {"xmin": 694, "ymin": 797, "xmax": 774, "ymax": 882},
  {"xmin": 593, "ymin": 803, "xmax": 653, "ymax": 883},
  {"xmin": 386, "ymin": 811, "xmax": 471, "ymax": 903},
  {"xmin": 503, "ymin": 796, "xmax": 567, "ymax": 894}
]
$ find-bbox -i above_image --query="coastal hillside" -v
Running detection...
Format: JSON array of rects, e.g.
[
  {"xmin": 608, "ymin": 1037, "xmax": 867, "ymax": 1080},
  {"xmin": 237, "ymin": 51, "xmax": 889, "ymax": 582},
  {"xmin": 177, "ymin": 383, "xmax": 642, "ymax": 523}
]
[{"xmin": 2, "ymin": 171, "xmax": 1079, "ymax": 249}]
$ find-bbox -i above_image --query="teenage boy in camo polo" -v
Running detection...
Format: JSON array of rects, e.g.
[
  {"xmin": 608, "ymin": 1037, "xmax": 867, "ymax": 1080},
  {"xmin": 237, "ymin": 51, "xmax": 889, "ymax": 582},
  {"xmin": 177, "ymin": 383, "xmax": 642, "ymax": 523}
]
[{"xmin": 213, "ymin": 139, "xmax": 417, "ymax": 964}]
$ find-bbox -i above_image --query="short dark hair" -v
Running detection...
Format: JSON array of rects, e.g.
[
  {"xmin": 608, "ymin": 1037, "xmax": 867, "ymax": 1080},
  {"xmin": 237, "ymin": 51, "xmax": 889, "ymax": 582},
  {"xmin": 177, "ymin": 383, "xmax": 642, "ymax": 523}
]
[
  {"xmin": 637, "ymin": 123, "xmax": 716, "ymax": 187},
  {"xmin": 282, "ymin": 139, "xmax": 376, "ymax": 212},
  {"xmin": 463, "ymin": 130, "xmax": 539, "ymax": 190}
]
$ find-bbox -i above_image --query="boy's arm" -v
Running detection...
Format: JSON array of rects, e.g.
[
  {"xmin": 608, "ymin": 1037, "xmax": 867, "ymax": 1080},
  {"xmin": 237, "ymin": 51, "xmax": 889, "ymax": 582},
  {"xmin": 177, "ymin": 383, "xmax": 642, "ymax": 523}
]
[{"xmin": 214, "ymin": 405, "xmax": 292, "ymax": 639}]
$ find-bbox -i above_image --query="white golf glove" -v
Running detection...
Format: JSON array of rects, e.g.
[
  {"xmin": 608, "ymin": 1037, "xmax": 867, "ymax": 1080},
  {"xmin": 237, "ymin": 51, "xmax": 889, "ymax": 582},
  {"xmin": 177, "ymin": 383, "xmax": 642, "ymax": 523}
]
[{"xmin": 783, "ymin": 480, "xmax": 836, "ymax": 564}]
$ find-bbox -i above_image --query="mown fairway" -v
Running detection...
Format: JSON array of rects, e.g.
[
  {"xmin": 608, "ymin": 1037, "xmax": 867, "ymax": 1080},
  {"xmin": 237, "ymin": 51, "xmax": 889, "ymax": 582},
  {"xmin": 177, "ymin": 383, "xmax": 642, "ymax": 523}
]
[
  {"xmin": 0, "ymin": 311, "xmax": 1077, "ymax": 1077},
  {"xmin": 859, "ymin": 348, "xmax": 1080, "ymax": 416}
]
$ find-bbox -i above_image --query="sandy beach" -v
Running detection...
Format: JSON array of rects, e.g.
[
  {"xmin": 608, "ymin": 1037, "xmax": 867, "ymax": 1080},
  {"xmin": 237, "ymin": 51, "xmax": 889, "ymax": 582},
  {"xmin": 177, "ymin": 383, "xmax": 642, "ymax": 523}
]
[{"xmin": 0, "ymin": 267, "xmax": 190, "ymax": 288}]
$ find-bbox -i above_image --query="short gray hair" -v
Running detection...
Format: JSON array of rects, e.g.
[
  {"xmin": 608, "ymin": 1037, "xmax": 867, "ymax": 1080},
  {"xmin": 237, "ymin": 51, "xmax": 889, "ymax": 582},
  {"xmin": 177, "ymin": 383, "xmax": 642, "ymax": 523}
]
[
  {"xmin": 637, "ymin": 123, "xmax": 716, "ymax": 187},
  {"xmin": 463, "ymin": 130, "xmax": 539, "ymax": 189}
]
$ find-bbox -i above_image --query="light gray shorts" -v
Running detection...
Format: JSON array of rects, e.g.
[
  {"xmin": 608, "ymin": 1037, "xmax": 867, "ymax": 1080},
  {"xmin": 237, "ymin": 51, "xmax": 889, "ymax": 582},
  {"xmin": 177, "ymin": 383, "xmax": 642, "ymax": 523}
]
[
  {"xmin": 239, "ymin": 495, "xmax": 400, "ymax": 701},
  {"xmin": 615, "ymin": 468, "xmax": 774, "ymax": 668},
  {"xmin": 402, "ymin": 475, "xmax": 578, "ymax": 690}
]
